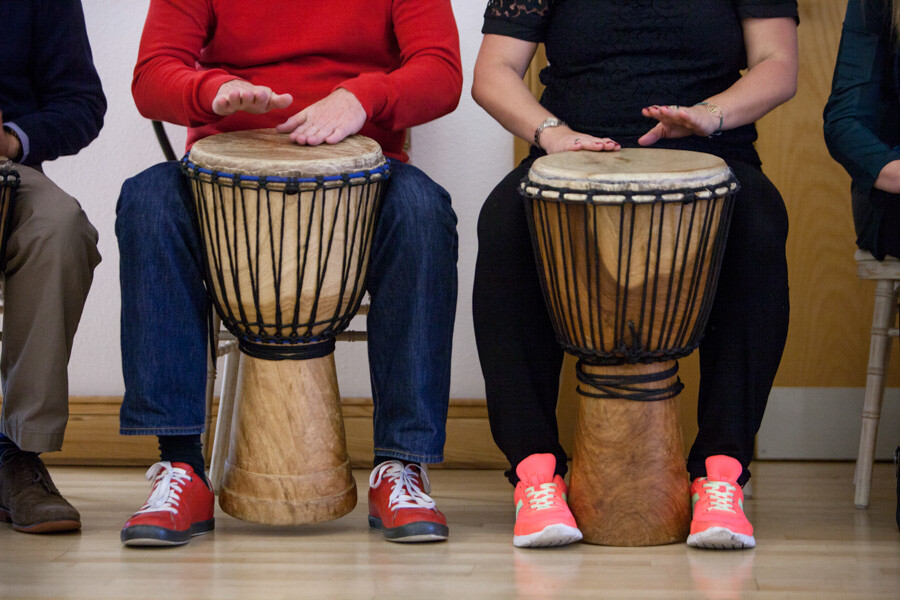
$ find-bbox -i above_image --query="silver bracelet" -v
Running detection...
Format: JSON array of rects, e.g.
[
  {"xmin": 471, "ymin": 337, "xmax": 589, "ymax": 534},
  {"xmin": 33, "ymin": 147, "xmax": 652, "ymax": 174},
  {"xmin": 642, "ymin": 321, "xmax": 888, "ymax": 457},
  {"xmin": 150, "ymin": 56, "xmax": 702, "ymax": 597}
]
[
  {"xmin": 534, "ymin": 117, "xmax": 566, "ymax": 148},
  {"xmin": 694, "ymin": 102, "xmax": 724, "ymax": 137}
]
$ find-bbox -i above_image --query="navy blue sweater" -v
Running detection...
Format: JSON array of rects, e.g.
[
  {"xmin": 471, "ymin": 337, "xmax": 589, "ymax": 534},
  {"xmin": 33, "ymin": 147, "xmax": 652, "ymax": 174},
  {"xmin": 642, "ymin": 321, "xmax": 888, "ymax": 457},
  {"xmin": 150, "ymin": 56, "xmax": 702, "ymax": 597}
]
[{"xmin": 0, "ymin": 0, "xmax": 106, "ymax": 166}]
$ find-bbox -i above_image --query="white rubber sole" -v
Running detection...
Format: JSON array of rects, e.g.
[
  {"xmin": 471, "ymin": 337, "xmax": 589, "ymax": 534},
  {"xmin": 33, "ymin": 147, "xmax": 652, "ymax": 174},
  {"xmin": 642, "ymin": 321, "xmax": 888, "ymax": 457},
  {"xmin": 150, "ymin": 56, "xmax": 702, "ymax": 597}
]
[
  {"xmin": 687, "ymin": 527, "xmax": 756, "ymax": 549},
  {"xmin": 514, "ymin": 523, "xmax": 583, "ymax": 548}
]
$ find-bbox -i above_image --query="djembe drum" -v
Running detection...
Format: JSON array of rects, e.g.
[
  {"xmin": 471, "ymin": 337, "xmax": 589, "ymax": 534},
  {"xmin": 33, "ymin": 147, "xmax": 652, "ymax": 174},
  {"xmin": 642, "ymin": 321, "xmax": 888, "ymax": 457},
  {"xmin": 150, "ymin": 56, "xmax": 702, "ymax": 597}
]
[
  {"xmin": 182, "ymin": 129, "xmax": 387, "ymax": 525},
  {"xmin": 521, "ymin": 148, "xmax": 737, "ymax": 546},
  {"xmin": 0, "ymin": 160, "xmax": 19, "ymax": 268}
]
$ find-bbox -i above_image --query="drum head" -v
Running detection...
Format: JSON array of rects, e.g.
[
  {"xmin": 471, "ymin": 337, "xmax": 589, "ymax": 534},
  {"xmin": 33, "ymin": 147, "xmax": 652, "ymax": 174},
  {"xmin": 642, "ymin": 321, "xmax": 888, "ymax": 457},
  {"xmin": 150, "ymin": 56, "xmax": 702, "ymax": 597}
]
[
  {"xmin": 526, "ymin": 148, "xmax": 733, "ymax": 198},
  {"xmin": 188, "ymin": 129, "xmax": 386, "ymax": 177}
]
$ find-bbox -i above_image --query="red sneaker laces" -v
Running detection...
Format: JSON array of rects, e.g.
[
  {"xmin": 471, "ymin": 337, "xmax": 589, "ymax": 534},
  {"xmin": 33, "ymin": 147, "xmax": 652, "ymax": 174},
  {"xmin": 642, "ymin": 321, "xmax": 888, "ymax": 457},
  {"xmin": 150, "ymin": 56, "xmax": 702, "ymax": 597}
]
[
  {"xmin": 369, "ymin": 462, "xmax": 436, "ymax": 510},
  {"xmin": 133, "ymin": 462, "xmax": 191, "ymax": 516}
]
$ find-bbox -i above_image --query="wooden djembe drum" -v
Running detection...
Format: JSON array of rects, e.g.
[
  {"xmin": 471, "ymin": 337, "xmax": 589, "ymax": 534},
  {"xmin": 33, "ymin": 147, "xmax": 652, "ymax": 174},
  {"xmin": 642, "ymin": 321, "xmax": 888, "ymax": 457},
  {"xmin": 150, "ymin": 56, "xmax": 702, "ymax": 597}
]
[
  {"xmin": 182, "ymin": 129, "xmax": 387, "ymax": 525},
  {"xmin": 0, "ymin": 160, "xmax": 19, "ymax": 267},
  {"xmin": 521, "ymin": 148, "xmax": 737, "ymax": 546}
]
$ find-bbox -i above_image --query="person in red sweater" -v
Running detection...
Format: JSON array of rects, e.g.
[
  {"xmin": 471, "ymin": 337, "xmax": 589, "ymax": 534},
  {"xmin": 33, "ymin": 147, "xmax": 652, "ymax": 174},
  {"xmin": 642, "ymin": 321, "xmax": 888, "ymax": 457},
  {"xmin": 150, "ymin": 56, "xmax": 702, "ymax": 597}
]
[{"xmin": 117, "ymin": 0, "xmax": 462, "ymax": 547}]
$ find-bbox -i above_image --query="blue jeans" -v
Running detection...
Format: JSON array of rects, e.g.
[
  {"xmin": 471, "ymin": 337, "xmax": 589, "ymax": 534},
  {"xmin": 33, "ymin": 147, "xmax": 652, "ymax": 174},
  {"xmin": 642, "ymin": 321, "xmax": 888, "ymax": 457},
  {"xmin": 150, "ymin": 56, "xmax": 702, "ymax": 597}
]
[{"xmin": 116, "ymin": 159, "xmax": 457, "ymax": 463}]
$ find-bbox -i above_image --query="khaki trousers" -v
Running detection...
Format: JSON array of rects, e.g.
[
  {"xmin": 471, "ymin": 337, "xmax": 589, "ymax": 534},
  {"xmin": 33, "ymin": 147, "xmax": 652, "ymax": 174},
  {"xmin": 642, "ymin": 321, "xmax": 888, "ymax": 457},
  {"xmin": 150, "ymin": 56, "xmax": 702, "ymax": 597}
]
[{"xmin": 0, "ymin": 165, "xmax": 100, "ymax": 453}]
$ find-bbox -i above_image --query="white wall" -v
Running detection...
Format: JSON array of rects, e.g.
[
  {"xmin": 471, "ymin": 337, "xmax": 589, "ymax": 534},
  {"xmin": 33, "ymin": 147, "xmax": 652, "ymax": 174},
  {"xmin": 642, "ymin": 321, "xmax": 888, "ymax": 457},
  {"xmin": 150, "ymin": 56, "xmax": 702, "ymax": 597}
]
[{"xmin": 47, "ymin": 0, "xmax": 510, "ymax": 398}]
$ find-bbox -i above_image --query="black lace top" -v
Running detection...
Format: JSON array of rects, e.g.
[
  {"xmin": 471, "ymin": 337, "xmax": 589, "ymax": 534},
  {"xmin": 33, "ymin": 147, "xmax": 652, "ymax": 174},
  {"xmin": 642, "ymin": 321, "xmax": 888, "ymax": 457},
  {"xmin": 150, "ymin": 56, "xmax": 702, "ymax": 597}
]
[{"xmin": 483, "ymin": 0, "xmax": 798, "ymax": 165}]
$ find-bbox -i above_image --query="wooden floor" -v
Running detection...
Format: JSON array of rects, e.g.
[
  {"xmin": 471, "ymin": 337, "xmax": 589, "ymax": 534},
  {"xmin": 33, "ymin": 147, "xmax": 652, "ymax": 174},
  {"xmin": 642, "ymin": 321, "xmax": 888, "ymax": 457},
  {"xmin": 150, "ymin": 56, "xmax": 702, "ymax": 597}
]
[{"xmin": 0, "ymin": 462, "xmax": 897, "ymax": 600}]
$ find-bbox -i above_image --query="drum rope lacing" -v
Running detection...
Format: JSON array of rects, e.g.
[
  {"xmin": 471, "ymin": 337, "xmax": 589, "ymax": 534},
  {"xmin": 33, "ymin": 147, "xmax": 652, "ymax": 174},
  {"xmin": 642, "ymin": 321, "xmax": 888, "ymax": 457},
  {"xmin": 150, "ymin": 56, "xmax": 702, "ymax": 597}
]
[
  {"xmin": 575, "ymin": 360, "xmax": 683, "ymax": 402},
  {"xmin": 521, "ymin": 175, "xmax": 738, "ymax": 401},
  {"xmin": 0, "ymin": 163, "xmax": 19, "ymax": 272},
  {"xmin": 182, "ymin": 158, "xmax": 388, "ymax": 361}
]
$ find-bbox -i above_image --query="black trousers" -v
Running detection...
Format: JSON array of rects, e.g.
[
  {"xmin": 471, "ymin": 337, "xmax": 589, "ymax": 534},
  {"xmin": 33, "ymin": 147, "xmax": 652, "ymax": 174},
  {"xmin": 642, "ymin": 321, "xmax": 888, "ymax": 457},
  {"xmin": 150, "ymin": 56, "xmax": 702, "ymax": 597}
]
[{"xmin": 473, "ymin": 156, "xmax": 790, "ymax": 486}]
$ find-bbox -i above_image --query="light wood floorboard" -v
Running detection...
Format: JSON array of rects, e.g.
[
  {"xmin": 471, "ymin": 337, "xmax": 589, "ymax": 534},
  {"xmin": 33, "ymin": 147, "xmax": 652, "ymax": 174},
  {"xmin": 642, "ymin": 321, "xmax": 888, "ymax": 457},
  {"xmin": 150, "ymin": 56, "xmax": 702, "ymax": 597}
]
[{"xmin": 0, "ymin": 462, "xmax": 897, "ymax": 599}]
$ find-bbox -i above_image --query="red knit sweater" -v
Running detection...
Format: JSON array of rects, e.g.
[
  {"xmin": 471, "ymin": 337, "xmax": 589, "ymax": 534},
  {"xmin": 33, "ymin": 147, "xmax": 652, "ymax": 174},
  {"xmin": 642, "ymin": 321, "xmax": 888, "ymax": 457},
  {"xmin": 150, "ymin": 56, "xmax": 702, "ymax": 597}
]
[{"xmin": 132, "ymin": 0, "xmax": 463, "ymax": 161}]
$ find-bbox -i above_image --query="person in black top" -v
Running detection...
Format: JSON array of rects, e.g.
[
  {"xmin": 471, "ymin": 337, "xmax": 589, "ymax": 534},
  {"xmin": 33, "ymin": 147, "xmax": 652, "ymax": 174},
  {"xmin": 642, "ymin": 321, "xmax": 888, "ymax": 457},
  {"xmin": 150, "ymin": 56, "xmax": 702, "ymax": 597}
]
[
  {"xmin": 471, "ymin": 0, "xmax": 798, "ymax": 549},
  {"xmin": 0, "ymin": 0, "xmax": 104, "ymax": 534}
]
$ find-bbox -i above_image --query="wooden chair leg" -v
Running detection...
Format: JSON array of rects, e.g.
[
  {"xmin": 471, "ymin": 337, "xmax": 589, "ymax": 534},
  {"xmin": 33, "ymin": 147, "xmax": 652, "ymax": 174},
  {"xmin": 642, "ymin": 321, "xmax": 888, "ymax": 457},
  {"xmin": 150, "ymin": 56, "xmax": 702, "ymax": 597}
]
[
  {"xmin": 855, "ymin": 279, "xmax": 899, "ymax": 508},
  {"xmin": 202, "ymin": 315, "xmax": 221, "ymax": 462},
  {"xmin": 209, "ymin": 347, "xmax": 241, "ymax": 494}
]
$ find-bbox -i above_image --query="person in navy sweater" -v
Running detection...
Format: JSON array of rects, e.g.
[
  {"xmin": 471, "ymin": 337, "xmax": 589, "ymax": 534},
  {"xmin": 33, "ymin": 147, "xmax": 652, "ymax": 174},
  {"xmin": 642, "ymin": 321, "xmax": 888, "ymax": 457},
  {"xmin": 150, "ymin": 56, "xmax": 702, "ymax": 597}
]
[{"xmin": 0, "ymin": 0, "xmax": 105, "ymax": 534}]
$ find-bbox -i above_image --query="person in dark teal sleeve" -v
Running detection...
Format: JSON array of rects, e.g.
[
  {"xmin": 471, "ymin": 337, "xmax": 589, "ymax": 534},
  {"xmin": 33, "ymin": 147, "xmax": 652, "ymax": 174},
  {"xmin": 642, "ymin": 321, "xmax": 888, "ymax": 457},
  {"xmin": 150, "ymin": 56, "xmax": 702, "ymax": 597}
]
[
  {"xmin": 824, "ymin": 0, "xmax": 900, "ymax": 259},
  {"xmin": 824, "ymin": 0, "xmax": 900, "ymax": 531},
  {"xmin": 0, "ymin": 0, "xmax": 104, "ymax": 534}
]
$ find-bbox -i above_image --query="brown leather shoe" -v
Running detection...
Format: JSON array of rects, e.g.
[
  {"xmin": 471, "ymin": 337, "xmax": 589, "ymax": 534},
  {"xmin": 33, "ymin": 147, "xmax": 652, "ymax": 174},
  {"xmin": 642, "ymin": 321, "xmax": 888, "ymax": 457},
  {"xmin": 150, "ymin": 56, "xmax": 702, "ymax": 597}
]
[{"xmin": 0, "ymin": 452, "xmax": 81, "ymax": 533}]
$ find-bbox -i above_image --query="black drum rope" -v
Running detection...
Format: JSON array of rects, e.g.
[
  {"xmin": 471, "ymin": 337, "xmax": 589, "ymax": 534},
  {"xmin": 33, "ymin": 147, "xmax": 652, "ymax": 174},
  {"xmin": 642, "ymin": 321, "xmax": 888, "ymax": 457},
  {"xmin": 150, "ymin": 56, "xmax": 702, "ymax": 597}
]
[
  {"xmin": 575, "ymin": 359, "xmax": 683, "ymax": 402},
  {"xmin": 182, "ymin": 158, "xmax": 387, "ymax": 361},
  {"xmin": 521, "ymin": 176, "xmax": 738, "ymax": 401},
  {"xmin": 0, "ymin": 162, "xmax": 19, "ymax": 271}
]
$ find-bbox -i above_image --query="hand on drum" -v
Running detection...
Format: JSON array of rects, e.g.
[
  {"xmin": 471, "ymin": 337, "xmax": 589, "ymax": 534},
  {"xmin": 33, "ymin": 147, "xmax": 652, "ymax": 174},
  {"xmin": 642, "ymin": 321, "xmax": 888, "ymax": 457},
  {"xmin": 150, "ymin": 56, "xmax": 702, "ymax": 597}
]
[
  {"xmin": 540, "ymin": 125, "xmax": 620, "ymax": 155},
  {"xmin": 276, "ymin": 88, "xmax": 368, "ymax": 146},
  {"xmin": 638, "ymin": 104, "xmax": 719, "ymax": 146},
  {"xmin": 212, "ymin": 80, "xmax": 294, "ymax": 116}
]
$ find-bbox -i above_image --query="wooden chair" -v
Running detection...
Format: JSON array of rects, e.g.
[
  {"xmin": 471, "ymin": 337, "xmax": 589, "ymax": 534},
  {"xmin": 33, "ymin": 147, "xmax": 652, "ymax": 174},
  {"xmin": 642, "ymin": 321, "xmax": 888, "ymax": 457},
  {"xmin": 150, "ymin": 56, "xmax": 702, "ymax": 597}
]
[
  {"xmin": 853, "ymin": 249, "xmax": 900, "ymax": 508},
  {"xmin": 150, "ymin": 120, "xmax": 243, "ymax": 484},
  {"xmin": 151, "ymin": 120, "xmax": 370, "ymax": 491}
]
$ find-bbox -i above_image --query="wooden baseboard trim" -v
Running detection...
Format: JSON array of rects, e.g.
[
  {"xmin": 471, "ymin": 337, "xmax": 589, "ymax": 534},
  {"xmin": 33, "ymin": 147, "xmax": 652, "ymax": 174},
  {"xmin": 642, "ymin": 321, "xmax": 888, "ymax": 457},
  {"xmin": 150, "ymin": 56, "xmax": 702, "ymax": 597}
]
[{"xmin": 1, "ymin": 396, "xmax": 508, "ymax": 469}]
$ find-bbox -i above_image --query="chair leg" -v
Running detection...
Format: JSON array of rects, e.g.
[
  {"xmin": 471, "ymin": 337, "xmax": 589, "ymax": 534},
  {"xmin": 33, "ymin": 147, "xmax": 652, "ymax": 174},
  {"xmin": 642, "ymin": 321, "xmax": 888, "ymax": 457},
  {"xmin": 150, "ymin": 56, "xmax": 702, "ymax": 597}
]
[
  {"xmin": 855, "ymin": 279, "xmax": 899, "ymax": 508},
  {"xmin": 209, "ymin": 347, "xmax": 241, "ymax": 494},
  {"xmin": 202, "ymin": 316, "xmax": 222, "ymax": 462}
]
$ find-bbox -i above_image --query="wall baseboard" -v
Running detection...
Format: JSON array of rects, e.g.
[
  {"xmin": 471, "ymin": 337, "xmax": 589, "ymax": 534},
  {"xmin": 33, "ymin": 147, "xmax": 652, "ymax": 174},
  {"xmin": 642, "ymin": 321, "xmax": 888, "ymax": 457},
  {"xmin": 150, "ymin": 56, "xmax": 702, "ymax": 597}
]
[
  {"xmin": 4, "ymin": 387, "xmax": 893, "ymax": 468},
  {"xmin": 1, "ymin": 396, "xmax": 508, "ymax": 469},
  {"xmin": 757, "ymin": 388, "xmax": 900, "ymax": 460}
]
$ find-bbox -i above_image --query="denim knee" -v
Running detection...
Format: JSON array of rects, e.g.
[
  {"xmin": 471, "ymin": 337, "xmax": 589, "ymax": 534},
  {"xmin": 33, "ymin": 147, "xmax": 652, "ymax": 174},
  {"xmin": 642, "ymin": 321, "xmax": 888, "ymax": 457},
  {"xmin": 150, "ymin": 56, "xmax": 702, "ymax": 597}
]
[
  {"xmin": 116, "ymin": 161, "xmax": 194, "ymax": 243},
  {"xmin": 380, "ymin": 161, "xmax": 458, "ymax": 255}
]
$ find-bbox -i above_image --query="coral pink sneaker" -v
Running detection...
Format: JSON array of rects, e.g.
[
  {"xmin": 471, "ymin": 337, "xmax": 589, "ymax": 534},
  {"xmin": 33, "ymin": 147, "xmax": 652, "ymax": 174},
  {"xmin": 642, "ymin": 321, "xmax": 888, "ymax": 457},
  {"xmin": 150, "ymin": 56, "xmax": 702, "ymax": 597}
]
[
  {"xmin": 121, "ymin": 462, "xmax": 214, "ymax": 547},
  {"xmin": 368, "ymin": 461, "xmax": 448, "ymax": 542},
  {"xmin": 687, "ymin": 455, "xmax": 755, "ymax": 549},
  {"xmin": 513, "ymin": 453, "xmax": 582, "ymax": 548}
]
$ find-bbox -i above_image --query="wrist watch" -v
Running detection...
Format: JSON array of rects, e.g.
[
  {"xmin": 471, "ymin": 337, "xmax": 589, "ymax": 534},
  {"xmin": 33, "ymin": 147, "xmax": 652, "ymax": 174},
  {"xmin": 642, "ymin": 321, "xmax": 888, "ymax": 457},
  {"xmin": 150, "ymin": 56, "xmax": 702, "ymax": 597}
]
[
  {"xmin": 2, "ymin": 126, "xmax": 22, "ymax": 162},
  {"xmin": 534, "ymin": 117, "xmax": 566, "ymax": 148}
]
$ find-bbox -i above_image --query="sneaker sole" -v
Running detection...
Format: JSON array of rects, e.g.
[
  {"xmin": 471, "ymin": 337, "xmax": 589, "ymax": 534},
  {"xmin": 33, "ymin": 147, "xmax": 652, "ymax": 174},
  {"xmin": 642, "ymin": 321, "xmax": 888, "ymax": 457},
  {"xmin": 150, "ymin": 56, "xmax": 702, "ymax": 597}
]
[
  {"xmin": 368, "ymin": 515, "xmax": 448, "ymax": 543},
  {"xmin": 0, "ymin": 507, "xmax": 81, "ymax": 534},
  {"xmin": 687, "ymin": 527, "xmax": 755, "ymax": 549},
  {"xmin": 121, "ymin": 518, "xmax": 215, "ymax": 547},
  {"xmin": 514, "ymin": 523, "xmax": 583, "ymax": 548}
]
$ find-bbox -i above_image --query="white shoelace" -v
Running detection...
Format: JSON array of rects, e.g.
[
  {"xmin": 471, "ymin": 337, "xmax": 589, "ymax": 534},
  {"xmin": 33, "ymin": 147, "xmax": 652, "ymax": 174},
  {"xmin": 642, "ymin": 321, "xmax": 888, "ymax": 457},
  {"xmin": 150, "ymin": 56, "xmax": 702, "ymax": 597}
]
[
  {"xmin": 702, "ymin": 481, "xmax": 737, "ymax": 513},
  {"xmin": 369, "ymin": 461, "xmax": 436, "ymax": 510},
  {"xmin": 525, "ymin": 482, "xmax": 561, "ymax": 511},
  {"xmin": 133, "ymin": 461, "xmax": 191, "ymax": 516}
]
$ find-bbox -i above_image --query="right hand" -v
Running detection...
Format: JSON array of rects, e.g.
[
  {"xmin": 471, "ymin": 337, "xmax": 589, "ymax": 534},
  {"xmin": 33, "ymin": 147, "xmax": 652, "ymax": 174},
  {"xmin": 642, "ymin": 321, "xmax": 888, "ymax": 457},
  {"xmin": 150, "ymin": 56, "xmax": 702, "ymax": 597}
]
[
  {"xmin": 539, "ymin": 125, "xmax": 620, "ymax": 154},
  {"xmin": 0, "ymin": 110, "xmax": 21, "ymax": 161},
  {"xmin": 211, "ymin": 80, "xmax": 293, "ymax": 116}
]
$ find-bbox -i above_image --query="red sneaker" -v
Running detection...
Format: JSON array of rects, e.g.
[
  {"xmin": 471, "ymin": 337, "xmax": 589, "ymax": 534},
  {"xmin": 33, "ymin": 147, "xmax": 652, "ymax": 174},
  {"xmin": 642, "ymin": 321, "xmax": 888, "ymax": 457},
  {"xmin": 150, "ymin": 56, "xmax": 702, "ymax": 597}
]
[
  {"xmin": 121, "ymin": 462, "xmax": 214, "ymax": 547},
  {"xmin": 687, "ymin": 455, "xmax": 755, "ymax": 549},
  {"xmin": 368, "ymin": 461, "xmax": 448, "ymax": 542},
  {"xmin": 513, "ymin": 453, "xmax": 582, "ymax": 548}
]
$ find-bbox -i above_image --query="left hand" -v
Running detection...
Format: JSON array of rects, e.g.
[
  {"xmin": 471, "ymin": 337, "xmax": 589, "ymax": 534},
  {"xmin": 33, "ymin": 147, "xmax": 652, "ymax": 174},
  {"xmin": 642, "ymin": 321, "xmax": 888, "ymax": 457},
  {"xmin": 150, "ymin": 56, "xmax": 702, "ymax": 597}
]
[
  {"xmin": 638, "ymin": 104, "xmax": 720, "ymax": 146},
  {"xmin": 276, "ymin": 88, "xmax": 367, "ymax": 146}
]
